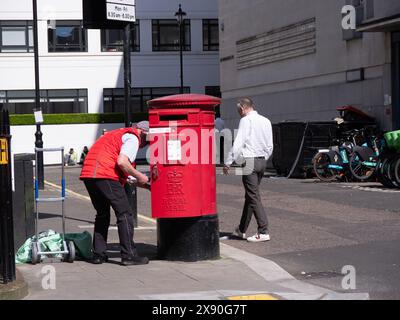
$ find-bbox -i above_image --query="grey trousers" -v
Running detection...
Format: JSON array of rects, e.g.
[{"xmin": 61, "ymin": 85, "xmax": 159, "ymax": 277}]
[{"xmin": 239, "ymin": 158, "xmax": 269, "ymax": 235}]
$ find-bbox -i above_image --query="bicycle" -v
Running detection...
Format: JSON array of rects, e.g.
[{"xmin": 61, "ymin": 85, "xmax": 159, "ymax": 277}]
[
  {"xmin": 348, "ymin": 133, "xmax": 383, "ymax": 181},
  {"xmin": 313, "ymin": 129, "xmax": 361, "ymax": 182}
]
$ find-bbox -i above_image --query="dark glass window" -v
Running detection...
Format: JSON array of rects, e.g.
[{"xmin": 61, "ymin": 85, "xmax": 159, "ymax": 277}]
[
  {"xmin": 203, "ymin": 19, "xmax": 219, "ymax": 51},
  {"xmin": 48, "ymin": 20, "xmax": 87, "ymax": 52},
  {"xmin": 152, "ymin": 19, "xmax": 190, "ymax": 51},
  {"xmin": 0, "ymin": 21, "xmax": 33, "ymax": 53},
  {"xmin": 104, "ymin": 87, "xmax": 190, "ymax": 113},
  {"xmin": 0, "ymin": 89, "xmax": 88, "ymax": 114},
  {"xmin": 101, "ymin": 21, "xmax": 140, "ymax": 52}
]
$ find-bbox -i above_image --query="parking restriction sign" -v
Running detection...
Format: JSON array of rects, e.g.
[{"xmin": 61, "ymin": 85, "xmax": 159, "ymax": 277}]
[
  {"xmin": 106, "ymin": 0, "xmax": 136, "ymax": 22},
  {"xmin": 0, "ymin": 138, "xmax": 8, "ymax": 165}
]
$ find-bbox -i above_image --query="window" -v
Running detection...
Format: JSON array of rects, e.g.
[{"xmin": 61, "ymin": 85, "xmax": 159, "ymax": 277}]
[
  {"xmin": 48, "ymin": 20, "xmax": 87, "ymax": 52},
  {"xmin": 101, "ymin": 21, "xmax": 140, "ymax": 52},
  {"xmin": 0, "ymin": 21, "xmax": 33, "ymax": 53},
  {"xmin": 104, "ymin": 87, "xmax": 190, "ymax": 113},
  {"xmin": 205, "ymin": 86, "xmax": 221, "ymax": 98},
  {"xmin": 0, "ymin": 89, "xmax": 88, "ymax": 114},
  {"xmin": 152, "ymin": 19, "xmax": 190, "ymax": 51},
  {"xmin": 203, "ymin": 19, "xmax": 219, "ymax": 51}
]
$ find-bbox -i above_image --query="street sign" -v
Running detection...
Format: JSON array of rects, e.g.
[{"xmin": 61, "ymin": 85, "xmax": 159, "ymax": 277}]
[
  {"xmin": 106, "ymin": 0, "xmax": 136, "ymax": 22},
  {"xmin": 0, "ymin": 138, "xmax": 8, "ymax": 165},
  {"xmin": 83, "ymin": 0, "xmax": 135, "ymax": 29},
  {"xmin": 107, "ymin": 0, "xmax": 135, "ymax": 4}
]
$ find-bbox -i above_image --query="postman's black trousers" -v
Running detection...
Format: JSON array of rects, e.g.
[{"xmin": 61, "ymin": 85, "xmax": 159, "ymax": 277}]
[{"xmin": 83, "ymin": 179, "xmax": 137, "ymax": 259}]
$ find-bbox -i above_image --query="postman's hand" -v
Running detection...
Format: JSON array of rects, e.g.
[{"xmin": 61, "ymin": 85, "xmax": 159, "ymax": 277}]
[{"xmin": 137, "ymin": 173, "xmax": 149, "ymax": 185}]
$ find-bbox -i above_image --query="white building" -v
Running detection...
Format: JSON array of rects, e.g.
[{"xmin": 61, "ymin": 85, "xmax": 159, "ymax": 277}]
[{"xmin": 0, "ymin": 0, "xmax": 219, "ymax": 162}]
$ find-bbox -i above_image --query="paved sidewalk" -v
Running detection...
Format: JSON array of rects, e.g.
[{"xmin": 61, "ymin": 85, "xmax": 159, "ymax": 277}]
[{"xmin": 16, "ymin": 171, "xmax": 369, "ymax": 300}]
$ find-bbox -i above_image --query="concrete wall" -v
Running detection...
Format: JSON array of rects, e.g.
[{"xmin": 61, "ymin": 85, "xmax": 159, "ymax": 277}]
[
  {"xmin": 372, "ymin": 0, "xmax": 400, "ymax": 20},
  {"xmin": 219, "ymin": 0, "xmax": 394, "ymax": 131}
]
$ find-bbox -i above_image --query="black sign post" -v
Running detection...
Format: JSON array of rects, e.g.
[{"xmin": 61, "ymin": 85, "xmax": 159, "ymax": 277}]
[
  {"xmin": 123, "ymin": 23, "xmax": 132, "ymax": 128},
  {"xmin": 32, "ymin": 0, "xmax": 44, "ymax": 190}
]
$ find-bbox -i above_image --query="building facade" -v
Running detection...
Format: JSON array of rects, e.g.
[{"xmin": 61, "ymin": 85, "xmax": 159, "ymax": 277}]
[
  {"xmin": 219, "ymin": 0, "xmax": 400, "ymax": 131},
  {"xmin": 0, "ymin": 0, "xmax": 220, "ymax": 115}
]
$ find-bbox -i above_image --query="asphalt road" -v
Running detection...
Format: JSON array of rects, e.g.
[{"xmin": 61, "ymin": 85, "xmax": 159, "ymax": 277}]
[
  {"xmin": 216, "ymin": 173, "xmax": 400, "ymax": 300},
  {"xmin": 43, "ymin": 165, "xmax": 400, "ymax": 300}
]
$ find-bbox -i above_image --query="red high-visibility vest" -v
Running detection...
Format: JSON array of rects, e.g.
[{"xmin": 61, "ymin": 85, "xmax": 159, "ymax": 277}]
[{"xmin": 80, "ymin": 127, "xmax": 140, "ymax": 185}]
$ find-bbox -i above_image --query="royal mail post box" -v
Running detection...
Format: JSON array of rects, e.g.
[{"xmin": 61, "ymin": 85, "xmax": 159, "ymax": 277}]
[
  {"xmin": 148, "ymin": 94, "xmax": 221, "ymax": 219},
  {"xmin": 147, "ymin": 94, "xmax": 221, "ymax": 262}
]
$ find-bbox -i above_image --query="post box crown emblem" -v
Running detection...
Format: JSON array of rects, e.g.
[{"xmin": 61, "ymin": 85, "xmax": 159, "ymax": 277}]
[{"xmin": 167, "ymin": 171, "xmax": 183, "ymax": 183}]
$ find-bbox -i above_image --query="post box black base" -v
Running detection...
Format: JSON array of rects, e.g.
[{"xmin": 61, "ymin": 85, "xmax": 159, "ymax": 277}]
[{"xmin": 157, "ymin": 214, "xmax": 220, "ymax": 262}]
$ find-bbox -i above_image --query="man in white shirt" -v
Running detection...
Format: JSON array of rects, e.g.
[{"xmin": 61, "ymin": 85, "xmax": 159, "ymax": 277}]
[{"xmin": 224, "ymin": 98, "xmax": 273, "ymax": 243}]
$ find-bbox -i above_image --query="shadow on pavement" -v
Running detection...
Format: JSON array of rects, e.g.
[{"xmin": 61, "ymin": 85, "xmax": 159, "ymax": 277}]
[
  {"xmin": 219, "ymin": 231, "xmax": 242, "ymax": 240},
  {"xmin": 106, "ymin": 243, "xmax": 158, "ymax": 261}
]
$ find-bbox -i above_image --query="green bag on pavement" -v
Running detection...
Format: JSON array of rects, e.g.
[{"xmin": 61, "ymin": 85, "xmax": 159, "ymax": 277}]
[
  {"xmin": 65, "ymin": 232, "xmax": 93, "ymax": 260},
  {"xmin": 15, "ymin": 230, "xmax": 93, "ymax": 264}
]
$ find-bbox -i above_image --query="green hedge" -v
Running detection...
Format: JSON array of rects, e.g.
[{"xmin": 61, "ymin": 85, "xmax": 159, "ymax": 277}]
[{"xmin": 10, "ymin": 113, "xmax": 148, "ymax": 126}]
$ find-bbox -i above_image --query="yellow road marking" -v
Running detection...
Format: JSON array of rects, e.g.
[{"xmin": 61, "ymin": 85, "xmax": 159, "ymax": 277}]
[
  {"xmin": 44, "ymin": 180, "xmax": 157, "ymax": 225},
  {"xmin": 228, "ymin": 294, "xmax": 279, "ymax": 300}
]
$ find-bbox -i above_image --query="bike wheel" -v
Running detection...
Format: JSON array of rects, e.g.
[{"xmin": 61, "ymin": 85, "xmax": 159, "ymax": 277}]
[
  {"xmin": 377, "ymin": 156, "xmax": 397, "ymax": 188},
  {"xmin": 388, "ymin": 155, "xmax": 400, "ymax": 188},
  {"xmin": 394, "ymin": 154, "xmax": 400, "ymax": 187},
  {"xmin": 376, "ymin": 157, "xmax": 394, "ymax": 188},
  {"xmin": 313, "ymin": 152, "xmax": 338, "ymax": 182},
  {"xmin": 349, "ymin": 153, "xmax": 376, "ymax": 181}
]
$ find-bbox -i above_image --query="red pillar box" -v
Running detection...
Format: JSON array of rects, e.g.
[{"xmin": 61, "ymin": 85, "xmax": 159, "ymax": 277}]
[{"xmin": 147, "ymin": 94, "xmax": 221, "ymax": 261}]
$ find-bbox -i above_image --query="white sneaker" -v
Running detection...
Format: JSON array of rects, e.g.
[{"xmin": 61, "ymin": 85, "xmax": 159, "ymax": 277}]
[
  {"xmin": 233, "ymin": 226, "xmax": 246, "ymax": 240},
  {"xmin": 247, "ymin": 233, "xmax": 271, "ymax": 243}
]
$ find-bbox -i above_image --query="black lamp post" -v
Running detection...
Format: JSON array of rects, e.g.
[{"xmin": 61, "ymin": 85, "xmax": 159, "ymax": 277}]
[
  {"xmin": 123, "ymin": 23, "xmax": 132, "ymax": 128},
  {"xmin": 122, "ymin": 22, "xmax": 138, "ymax": 228},
  {"xmin": 175, "ymin": 4, "xmax": 186, "ymax": 94},
  {"xmin": 32, "ymin": 0, "xmax": 44, "ymax": 190}
]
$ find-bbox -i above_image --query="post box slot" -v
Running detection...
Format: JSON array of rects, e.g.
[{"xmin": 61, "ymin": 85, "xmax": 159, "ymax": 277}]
[{"xmin": 160, "ymin": 115, "xmax": 188, "ymax": 122}]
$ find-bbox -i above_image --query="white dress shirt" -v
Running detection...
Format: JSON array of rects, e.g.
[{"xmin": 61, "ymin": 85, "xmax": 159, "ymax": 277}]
[{"xmin": 225, "ymin": 111, "xmax": 273, "ymax": 166}]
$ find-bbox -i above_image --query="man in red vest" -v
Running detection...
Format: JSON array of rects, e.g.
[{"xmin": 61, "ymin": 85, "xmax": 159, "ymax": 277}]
[{"xmin": 80, "ymin": 121, "xmax": 150, "ymax": 266}]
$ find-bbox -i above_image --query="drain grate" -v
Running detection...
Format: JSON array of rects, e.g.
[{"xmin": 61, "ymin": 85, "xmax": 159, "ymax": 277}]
[{"xmin": 299, "ymin": 271, "xmax": 343, "ymax": 279}]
